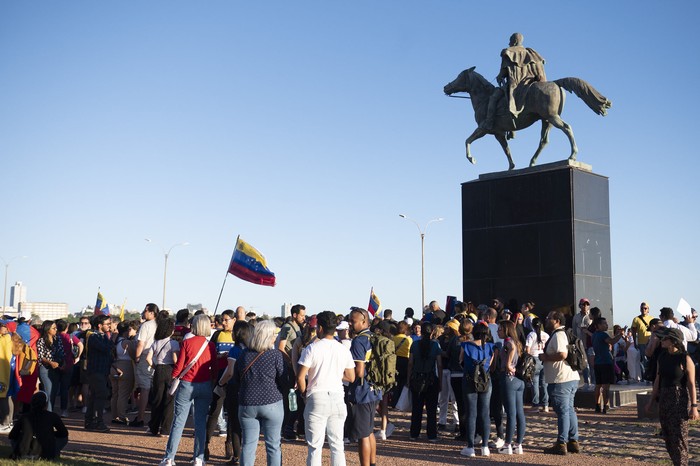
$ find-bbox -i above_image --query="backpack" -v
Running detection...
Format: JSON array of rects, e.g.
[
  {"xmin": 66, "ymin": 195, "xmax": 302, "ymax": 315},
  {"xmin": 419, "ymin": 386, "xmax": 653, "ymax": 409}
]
[
  {"xmin": 470, "ymin": 358, "xmax": 490, "ymax": 393},
  {"xmin": 515, "ymin": 351, "xmax": 536, "ymax": 382},
  {"xmin": 365, "ymin": 333, "xmax": 397, "ymax": 392}
]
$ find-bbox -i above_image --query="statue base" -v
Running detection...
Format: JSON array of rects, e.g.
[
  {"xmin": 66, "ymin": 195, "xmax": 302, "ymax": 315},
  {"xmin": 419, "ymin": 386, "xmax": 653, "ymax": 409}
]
[{"xmin": 461, "ymin": 161, "xmax": 612, "ymax": 322}]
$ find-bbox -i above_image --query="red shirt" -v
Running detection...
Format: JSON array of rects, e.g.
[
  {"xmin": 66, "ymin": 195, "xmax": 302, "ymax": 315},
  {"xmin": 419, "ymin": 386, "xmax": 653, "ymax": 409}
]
[{"xmin": 172, "ymin": 336, "xmax": 216, "ymax": 383}]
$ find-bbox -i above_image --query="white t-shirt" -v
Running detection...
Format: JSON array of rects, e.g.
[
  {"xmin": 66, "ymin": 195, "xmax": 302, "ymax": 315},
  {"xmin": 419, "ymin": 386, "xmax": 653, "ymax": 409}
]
[
  {"xmin": 525, "ymin": 330, "xmax": 550, "ymax": 357},
  {"xmin": 136, "ymin": 319, "xmax": 157, "ymax": 365},
  {"xmin": 543, "ymin": 328, "xmax": 580, "ymax": 384},
  {"xmin": 298, "ymin": 338, "xmax": 355, "ymax": 397}
]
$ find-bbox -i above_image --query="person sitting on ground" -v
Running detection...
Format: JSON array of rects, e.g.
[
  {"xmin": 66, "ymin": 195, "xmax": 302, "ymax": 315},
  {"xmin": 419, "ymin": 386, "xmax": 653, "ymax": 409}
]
[{"xmin": 10, "ymin": 391, "xmax": 68, "ymax": 460}]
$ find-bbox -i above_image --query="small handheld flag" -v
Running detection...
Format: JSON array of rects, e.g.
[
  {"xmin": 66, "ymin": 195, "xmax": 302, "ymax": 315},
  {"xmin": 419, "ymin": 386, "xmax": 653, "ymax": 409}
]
[
  {"xmin": 368, "ymin": 288, "xmax": 381, "ymax": 317},
  {"xmin": 227, "ymin": 236, "xmax": 276, "ymax": 287}
]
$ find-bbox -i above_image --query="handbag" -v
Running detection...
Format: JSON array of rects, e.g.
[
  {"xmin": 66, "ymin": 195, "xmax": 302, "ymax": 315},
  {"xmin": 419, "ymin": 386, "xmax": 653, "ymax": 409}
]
[
  {"xmin": 169, "ymin": 339, "xmax": 209, "ymax": 396},
  {"xmin": 395, "ymin": 385, "xmax": 412, "ymax": 412}
]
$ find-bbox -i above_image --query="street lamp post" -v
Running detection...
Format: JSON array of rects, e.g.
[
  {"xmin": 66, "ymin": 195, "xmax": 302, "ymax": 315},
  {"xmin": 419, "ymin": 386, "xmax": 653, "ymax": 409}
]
[
  {"xmin": 399, "ymin": 215, "xmax": 443, "ymax": 313},
  {"xmin": 1, "ymin": 255, "xmax": 27, "ymax": 314},
  {"xmin": 145, "ymin": 239, "xmax": 189, "ymax": 310}
]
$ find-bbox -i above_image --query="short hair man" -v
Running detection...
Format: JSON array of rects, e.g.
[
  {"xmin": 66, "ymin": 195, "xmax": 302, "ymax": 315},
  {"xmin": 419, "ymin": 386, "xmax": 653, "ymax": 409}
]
[
  {"xmin": 631, "ymin": 302, "xmax": 653, "ymax": 379},
  {"xmin": 297, "ymin": 311, "xmax": 355, "ymax": 466},
  {"xmin": 278, "ymin": 304, "xmax": 306, "ymax": 440},
  {"xmin": 660, "ymin": 307, "xmax": 694, "ymax": 349},
  {"xmin": 85, "ymin": 314, "xmax": 114, "ymax": 432},
  {"xmin": 540, "ymin": 311, "xmax": 580, "ymax": 455},
  {"xmin": 348, "ymin": 308, "xmax": 382, "ymax": 466},
  {"xmin": 132, "ymin": 303, "xmax": 159, "ymax": 427}
]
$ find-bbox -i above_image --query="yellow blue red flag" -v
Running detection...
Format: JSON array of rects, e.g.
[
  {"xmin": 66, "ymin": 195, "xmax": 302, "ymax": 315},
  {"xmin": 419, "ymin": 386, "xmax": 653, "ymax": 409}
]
[
  {"xmin": 368, "ymin": 288, "xmax": 381, "ymax": 317},
  {"xmin": 227, "ymin": 236, "xmax": 276, "ymax": 287},
  {"xmin": 94, "ymin": 291, "xmax": 108, "ymax": 316}
]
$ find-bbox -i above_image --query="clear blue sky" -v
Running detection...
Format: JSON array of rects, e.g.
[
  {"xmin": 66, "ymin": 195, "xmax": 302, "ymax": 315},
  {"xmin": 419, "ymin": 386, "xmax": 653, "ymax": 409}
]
[{"xmin": 1, "ymin": 1, "xmax": 698, "ymax": 327}]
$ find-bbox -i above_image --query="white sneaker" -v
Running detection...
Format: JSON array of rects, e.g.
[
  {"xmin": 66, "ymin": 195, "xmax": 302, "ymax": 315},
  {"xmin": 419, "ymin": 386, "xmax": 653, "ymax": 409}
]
[
  {"xmin": 385, "ymin": 422, "xmax": 395, "ymax": 438},
  {"xmin": 0, "ymin": 425, "xmax": 11, "ymax": 434},
  {"xmin": 493, "ymin": 437, "xmax": 505, "ymax": 449},
  {"xmin": 460, "ymin": 446, "xmax": 475, "ymax": 457},
  {"xmin": 481, "ymin": 446, "xmax": 490, "ymax": 457},
  {"xmin": 498, "ymin": 444, "xmax": 513, "ymax": 455},
  {"xmin": 191, "ymin": 459, "xmax": 205, "ymax": 466},
  {"xmin": 158, "ymin": 459, "xmax": 174, "ymax": 466},
  {"xmin": 374, "ymin": 430, "xmax": 386, "ymax": 440},
  {"xmin": 513, "ymin": 443, "xmax": 523, "ymax": 455}
]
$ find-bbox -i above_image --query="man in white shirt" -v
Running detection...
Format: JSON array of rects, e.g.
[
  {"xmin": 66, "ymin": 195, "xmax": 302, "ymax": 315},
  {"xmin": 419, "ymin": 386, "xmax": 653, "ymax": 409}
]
[
  {"xmin": 540, "ymin": 311, "xmax": 580, "ymax": 456},
  {"xmin": 660, "ymin": 307, "xmax": 694, "ymax": 349},
  {"xmin": 297, "ymin": 311, "xmax": 355, "ymax": 466},
  {"xmin": 131, "ymin": 303, "xmax": 158, "ymax": 427}
]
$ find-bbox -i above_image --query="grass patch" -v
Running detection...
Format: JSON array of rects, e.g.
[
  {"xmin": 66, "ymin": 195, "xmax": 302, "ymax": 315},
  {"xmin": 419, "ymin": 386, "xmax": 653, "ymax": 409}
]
[{"xmin": 0, "ymin": 445, "xmax": 100, "ymax": 466}]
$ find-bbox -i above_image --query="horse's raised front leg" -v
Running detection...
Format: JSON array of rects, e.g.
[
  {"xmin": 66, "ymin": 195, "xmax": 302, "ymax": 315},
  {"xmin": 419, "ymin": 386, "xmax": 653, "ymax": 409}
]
[
  {"xmin": 548, "ymin": 115, "xmax": 578, "ymax": 161},
  {"xmin": 530, "ymin": 120, "xmax": 552, "ymax": 167},
  {"xmin": 465, "ymin": 127, "xmax": 488, "ymax": 165},
  {"xmin": 494, "ymin": 133, "xmax": 515, "ymax": 170}
]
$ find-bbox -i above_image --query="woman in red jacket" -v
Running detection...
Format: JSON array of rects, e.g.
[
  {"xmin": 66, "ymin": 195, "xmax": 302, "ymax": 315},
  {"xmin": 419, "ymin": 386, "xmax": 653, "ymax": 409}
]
[{"xmin": 159, "ymin": 314, "xmax": 216, "ymax": 466}]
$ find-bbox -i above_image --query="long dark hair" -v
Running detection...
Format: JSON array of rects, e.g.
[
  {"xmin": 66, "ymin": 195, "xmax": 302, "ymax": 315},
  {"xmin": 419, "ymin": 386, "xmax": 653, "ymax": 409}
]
[
  {"xmin": 532, "ymin": 317, "xmax": 543, "ymax": 343},
  {"xmin": 419, "ymin": 322, "xmax": 434, "ymax": 358},
  {"xmin": 41, "ymin": 320, "xmax": 55, "ymax": 347}
]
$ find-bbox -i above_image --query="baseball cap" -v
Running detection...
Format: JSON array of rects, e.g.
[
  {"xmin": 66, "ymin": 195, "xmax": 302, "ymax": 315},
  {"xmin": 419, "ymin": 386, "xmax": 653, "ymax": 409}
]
[
  {"xmin": 579, "ymin": 298, "xmax": 590, "ymax": 306},
  {"xmin": 336, "ymin": 320, "xmax": 349, "ymax": 331}
]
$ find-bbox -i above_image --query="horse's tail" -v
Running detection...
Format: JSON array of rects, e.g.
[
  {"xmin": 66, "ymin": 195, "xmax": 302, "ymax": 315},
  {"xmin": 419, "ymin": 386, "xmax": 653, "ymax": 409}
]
[{"xmin": 553, "ymin": 78, "xmax": 612, "ymax": 116}]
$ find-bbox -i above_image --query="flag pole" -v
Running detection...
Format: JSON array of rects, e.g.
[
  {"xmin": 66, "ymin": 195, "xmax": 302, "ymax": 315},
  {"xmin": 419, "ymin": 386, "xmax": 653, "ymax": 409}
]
[{"xmin": 214, "ymin": 236, "xmax": 240, "ymax": 316}]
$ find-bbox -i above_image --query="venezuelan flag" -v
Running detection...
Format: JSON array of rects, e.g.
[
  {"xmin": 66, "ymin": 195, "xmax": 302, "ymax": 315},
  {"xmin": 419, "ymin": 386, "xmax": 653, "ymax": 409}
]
[
  {"xmin": 94, "ymin": 291, "xmax": 106, "ymax": 316},
  {"xmin": 227, "ymin": 237, "xmax": 276, "ymax": 287},
  {"xmin": 368, "ymin": 288, "xmax": 381, "ymax": 317}
]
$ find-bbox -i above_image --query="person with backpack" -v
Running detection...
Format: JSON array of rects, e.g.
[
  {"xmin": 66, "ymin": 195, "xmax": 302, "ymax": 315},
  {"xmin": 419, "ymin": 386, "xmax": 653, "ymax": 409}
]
[
  {"xmin": 496, "ymin": 320, "xmax": 526, "ymax": 455},
  {"xmin": 525, "ymin": 317, "xmax": 549, "ymax": 412},
  {"xmin": 406, "ymin": 321, "xmax": 442, "ymax": 442},
  {"xmin": 541, "ymin": 311, "xmax": 580, "ymax": 455},
  {"xmin": 459, "ymin": 322, "xmax": 495, "ymax": 458},
  {"xmin": 348, "ymin": 307, "xmax": 383, "ymax": 466}
]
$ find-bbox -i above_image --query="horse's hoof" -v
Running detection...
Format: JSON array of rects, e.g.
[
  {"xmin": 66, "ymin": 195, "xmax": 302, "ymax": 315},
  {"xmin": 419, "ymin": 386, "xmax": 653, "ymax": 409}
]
[
  {"xmin": 467, "ymin": 156, "xmax": 476, "ymax": 165},
  {"xmin": 529, "ymin": 161, "xmax": 537, "ymax": 167},
  {"xmin": 509, "ymin": 163, "xmax": 515, "ymax": 170}
]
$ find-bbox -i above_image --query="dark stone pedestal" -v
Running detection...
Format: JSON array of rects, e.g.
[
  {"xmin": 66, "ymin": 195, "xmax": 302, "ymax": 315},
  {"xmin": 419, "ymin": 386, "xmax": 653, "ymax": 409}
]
[{"xmin": 461, "ymin": 160, "xmax": 613, "ymax": 321}]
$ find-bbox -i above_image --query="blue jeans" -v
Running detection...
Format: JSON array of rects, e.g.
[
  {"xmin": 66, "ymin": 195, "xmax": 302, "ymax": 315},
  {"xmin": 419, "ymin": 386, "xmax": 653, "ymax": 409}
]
[
  {"xmin": 531, "ymin": 359, "xmax": 549, "ymax": 406},
  {"xmin": 463, "ymin": 377, "xmax": 491, "ymax": 448},
  {"xmin": 547, "ymin": 380, "xmax": 579, "ymax": 443},
  {"xmin": 39, "ymin": 366, "xmax": 59, "ymax": 412},
  {"xmin": 164, "ymin": 380, "xmax": 212, "ymax": 462},
  {"xmin": 501, "ymin": 374, "xmax": 526, "ymax": 445},
  {"xmin": 304, "ymin": 391, "xmax": 347, "ymax": 466},
  {"xmin": 239, "ymin": 399, "xmax": 283, "ymax": 466},
  {"xmin": 637, "ymin": 344, "xmax": 647, "ymax": 377}
]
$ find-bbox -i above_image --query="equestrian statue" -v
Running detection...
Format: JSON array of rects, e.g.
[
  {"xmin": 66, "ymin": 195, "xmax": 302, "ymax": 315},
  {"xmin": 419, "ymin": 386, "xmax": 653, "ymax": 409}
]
[{"xmin": 443, "ymin": 33, "xmax": 611, "ymax": 170}]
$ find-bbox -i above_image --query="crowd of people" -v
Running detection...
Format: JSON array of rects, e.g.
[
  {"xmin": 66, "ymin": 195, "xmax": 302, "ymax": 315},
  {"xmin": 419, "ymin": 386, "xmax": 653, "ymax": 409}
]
[{"xmin": 0, "ymin": 297, "xmax": 696, "ymax": 466}]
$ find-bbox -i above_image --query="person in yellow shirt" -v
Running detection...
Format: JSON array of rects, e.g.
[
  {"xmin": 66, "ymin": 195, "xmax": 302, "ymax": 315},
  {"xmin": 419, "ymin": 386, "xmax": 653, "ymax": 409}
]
[
  {"xmin": 389, "ymin": 321, "xmax": 413, "ymax": 409},
  {"xmin": 631, "ymin": 302, "xmax": 653, "ymax": 379}
]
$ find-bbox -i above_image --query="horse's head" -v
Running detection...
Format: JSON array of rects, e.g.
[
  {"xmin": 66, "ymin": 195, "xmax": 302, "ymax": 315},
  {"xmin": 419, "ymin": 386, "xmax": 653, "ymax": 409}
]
[{"xmin": 443, "ymin": 66, "xmax": 476, "ymax": 96}]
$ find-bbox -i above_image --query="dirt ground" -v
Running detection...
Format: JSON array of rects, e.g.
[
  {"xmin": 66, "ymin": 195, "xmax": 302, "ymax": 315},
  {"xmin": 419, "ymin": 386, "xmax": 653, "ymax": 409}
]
[{"xmin": 1, "ymin": 403, "xmax": 696, "ymax": 465}]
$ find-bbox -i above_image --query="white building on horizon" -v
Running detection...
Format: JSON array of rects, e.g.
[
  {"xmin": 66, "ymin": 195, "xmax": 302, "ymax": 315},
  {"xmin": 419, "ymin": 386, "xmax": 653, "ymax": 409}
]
[
  {"xmin": 10, "ymin": 281, "xmax": 27, "ymax": 309},
  {"xmin": 18, "ymin": 302, "xmax": 70, "ymax": 321}
]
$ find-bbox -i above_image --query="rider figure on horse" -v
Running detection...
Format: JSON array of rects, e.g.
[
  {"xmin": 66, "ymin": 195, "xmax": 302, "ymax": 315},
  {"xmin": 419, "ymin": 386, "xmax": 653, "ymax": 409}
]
[{"xmin": 481, "ymin": 33, "xmax": 547, "ymax": 131}]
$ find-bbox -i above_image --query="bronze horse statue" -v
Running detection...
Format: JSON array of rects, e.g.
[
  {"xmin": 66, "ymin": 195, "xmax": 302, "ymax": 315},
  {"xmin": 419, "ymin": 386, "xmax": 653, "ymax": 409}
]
[{"xmin": 443, "ymin": 67, "xmax": 611, "ymax": 170}]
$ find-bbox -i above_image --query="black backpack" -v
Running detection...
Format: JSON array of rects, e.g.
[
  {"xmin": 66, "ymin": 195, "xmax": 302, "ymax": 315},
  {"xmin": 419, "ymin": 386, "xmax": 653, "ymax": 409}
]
[
  {"xmin": 468, "ymin": 358, "xmax": 490, "ymax": 393},
  {"xmin": 515, "ymin": 352, "xmax": 537, "ymax": 382}
]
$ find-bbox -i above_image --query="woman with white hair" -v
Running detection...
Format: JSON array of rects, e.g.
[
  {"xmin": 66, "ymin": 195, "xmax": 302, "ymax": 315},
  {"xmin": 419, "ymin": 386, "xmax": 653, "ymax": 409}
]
[
  {"xmin": 234, "ymin": 319, "xmax": 287, "ymax": 466},
  {"xmin": 159, "ymin": 314, "xmax": 216, "ymax": 466}
]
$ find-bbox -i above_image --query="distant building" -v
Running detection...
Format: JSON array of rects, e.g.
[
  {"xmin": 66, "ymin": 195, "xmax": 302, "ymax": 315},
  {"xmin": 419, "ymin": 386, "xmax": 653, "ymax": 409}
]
[
  {"xmin": 18, "ymin": 302, "xmax": 70, "ymax": 321},
  {"xmin": 281, "ymin": 303, "xmax": 292, "ymax": 318},
  {"xmin": 10, "ymin": 282, "xmax": 27, "ymax": 308}
]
